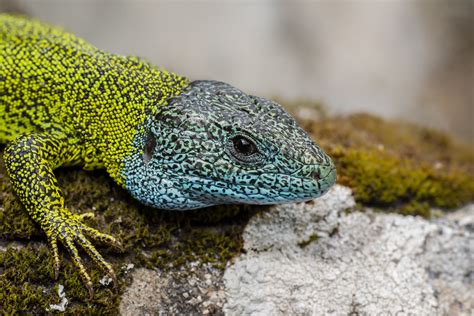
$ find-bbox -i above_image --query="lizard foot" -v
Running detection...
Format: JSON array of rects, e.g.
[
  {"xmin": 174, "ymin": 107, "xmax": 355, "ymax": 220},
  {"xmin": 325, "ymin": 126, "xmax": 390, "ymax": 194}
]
[
  {"xmin": 46, "ymin": 211, "xmax": 121, "ymax": 299},
  {"xmin": 72, "ymin": 213, "xmax": 124, "ymax": 252}
]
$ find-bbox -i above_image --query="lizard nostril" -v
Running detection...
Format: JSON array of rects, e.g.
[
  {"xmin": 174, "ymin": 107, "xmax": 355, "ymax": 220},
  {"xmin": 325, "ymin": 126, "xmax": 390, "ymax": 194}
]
[{"xmin": 311, "ymin": 169, "xmax": 321, "ymax": 180}]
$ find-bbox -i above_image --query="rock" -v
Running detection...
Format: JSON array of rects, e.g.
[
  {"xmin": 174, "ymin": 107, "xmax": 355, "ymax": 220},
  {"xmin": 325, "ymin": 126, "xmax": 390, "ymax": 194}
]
[
  {"xmin": 119, "ymin": 268, "xmax": 169, "ymax": 316},
  {"xmin": 420, "ymin": 204, "xmax": 474, "ymax": 315},
  {"xmin": 223, "ymin": 185, "xmax": 474, "ymax": 315},
  {"xmin": 117, "ymin": 185, "xmax": 472, "ymax": 315},
  {"xmin": 119, "ymin": 262, "xmax": 226, "ymax": 315}
]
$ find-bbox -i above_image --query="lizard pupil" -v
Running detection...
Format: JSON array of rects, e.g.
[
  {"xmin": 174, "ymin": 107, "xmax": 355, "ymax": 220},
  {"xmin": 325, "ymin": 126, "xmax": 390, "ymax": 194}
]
[{"xmin": 232, "ymin": 135, "xmax": 257, "ymax": 156}]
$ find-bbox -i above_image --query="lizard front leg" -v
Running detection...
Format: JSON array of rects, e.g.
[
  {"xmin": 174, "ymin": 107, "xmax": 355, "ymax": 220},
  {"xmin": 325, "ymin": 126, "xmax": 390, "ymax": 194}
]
[{"xmin": 3, "ymin": 133, "xmax": 121, "ymax": 298}]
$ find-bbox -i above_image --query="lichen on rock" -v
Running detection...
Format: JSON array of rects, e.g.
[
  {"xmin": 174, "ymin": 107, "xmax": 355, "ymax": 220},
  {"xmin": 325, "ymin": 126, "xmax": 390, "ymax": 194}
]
[{"xmin": 223, "ymin": 185, "xmax": 474, "ymax": 315}]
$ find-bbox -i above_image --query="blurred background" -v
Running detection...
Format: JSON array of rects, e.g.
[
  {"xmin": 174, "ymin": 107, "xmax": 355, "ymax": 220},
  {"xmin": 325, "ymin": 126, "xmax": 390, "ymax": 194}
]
[{"xmin": 1, "ymin": 0, "xmax": 472, "ymax": 144}]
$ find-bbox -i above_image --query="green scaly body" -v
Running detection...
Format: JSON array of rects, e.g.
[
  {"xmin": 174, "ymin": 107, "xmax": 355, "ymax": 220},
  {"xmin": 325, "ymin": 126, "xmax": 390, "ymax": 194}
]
[
  {"xmin": 0, "ymin": 15, "xmax": 336, "ymax": 296},
  {"xmin": 0, "ymin": 15, "xmax": 188, "ymax": 181},
  {"xmin": 0, "ymin": 15, "xmax": 187, "ymax": 295}
]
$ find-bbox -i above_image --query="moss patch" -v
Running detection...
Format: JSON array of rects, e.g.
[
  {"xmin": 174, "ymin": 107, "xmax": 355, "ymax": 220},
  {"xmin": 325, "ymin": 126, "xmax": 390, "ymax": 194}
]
[{"xmin": 297, "ymin": 112, "xmax": 474, "ymax": 216}]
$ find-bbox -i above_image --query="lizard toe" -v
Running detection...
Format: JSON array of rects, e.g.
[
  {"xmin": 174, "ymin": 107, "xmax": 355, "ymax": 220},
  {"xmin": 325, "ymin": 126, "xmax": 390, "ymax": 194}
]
[
  {"xmin": 61, "ymin": 233, "xmax": 94, "ymax": 298},
  {"xmin": 53, "ymin": 216, "xmax": 117, "ymax": 297},
  {"xmin": 80, "ymin": 224, "xmax": 123, "ymax": 252},
  {"xmin": 47, "ymin": 234, "xmax": 61, "ymax": 280},
  {"xmin": 74, "ymin": 212, "xmax": 96, "ymax": 221},
  {"xmin": 75, "ymin": 231, "xmax": 117, "ymax": 285}
]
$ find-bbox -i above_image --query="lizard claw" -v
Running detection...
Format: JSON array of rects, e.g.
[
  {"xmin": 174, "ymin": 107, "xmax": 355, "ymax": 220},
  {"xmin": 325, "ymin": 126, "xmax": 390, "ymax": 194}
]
[
  {"xmin": 45, "ymin": 212, "xmax": 121, "ymax": 298},
  {"xmin": 75, "ymin": 212, "xmax": 96, "ymax": 221},
  {"xmin": 86, "ymin": 283, "xmax": 94, "ymax": 300},
  {"xmin": 54, "ymin": 263, "xmax": 60, "ymax": 281},
  {"xmin": 47, "ymin": 235, "xmax": 61, "ymax": 280},
  {"xmin": 80, "ymin": 224, "xmax": 124, "ymax": 252}
]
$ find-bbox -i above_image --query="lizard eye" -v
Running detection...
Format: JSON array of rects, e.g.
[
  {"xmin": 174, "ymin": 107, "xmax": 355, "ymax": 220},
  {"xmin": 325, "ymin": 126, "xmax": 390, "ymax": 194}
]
[
  {"xmin": 227, "ymin": 134, "xmax": 264, "ymax": 165},
  {"xmin": 232, "ymin": 135, "xmax": 257, "ymax": 156}
]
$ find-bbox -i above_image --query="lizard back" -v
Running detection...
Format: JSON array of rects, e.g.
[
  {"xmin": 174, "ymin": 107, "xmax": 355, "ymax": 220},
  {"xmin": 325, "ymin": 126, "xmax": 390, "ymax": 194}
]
[
  {"xmin": 0, "ymin": 14, "xmax": 102, "ymax": 141},
  {"xmin": 0, "ymin": 14, "xmax": 188, "ymax": 182}
]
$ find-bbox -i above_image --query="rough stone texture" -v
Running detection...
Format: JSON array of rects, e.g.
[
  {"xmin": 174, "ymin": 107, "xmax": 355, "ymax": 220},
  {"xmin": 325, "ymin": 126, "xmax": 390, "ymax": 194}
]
[
  {"xmin": 421, "ymin": 204, "xmax": 474, "ymax": 315},
  {"xmin": 120, "ymin": 262, "xmax": 226, "ymax": 315},
  {"xmin": 116, "ymin": 185, "xmax": 473, "ymax": 315},
  {"xmin": 119, "ymin": 268, "xmax": 167, "ymax": 315},
  {"xmin": 223, "ymin": 185, "xmax": 474, "ymax": 315}
]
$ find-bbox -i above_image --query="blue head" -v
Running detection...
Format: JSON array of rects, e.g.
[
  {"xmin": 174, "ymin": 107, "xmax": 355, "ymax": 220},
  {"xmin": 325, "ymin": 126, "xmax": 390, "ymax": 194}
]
[{"xmin": 123, "ymin": 80, "xmax": 336, "ymax": 210}]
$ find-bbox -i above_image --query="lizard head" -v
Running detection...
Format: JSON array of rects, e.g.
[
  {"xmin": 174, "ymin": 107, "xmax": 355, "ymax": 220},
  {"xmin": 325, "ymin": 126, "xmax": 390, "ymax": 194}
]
[{"xmin": 123, "ymin": 80, "xmax": 336, "ymax": 210}]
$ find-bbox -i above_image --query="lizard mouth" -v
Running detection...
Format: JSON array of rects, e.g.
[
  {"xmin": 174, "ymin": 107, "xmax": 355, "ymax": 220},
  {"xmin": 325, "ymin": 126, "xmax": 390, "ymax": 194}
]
[
  {"xmin": 172, "ymin": 164, "xmax": 337, "ymax": 206},
  {"xmin": 319, "ymin": 166, "xmax": 337, "ymax": 189}
]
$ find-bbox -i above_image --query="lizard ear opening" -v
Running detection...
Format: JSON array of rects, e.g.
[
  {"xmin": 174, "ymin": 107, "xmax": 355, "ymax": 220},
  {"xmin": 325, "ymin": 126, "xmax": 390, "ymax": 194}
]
[{"xmin": 143, "ymin": 133, "xmax": 156, "ymax": 163}]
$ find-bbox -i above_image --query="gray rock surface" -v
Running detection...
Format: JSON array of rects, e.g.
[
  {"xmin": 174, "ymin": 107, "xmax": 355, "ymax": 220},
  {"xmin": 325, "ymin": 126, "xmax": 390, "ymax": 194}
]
[
  {"xmin": 223, "ymin": 185, "xmax": 474, "ymax": 315},
  {"xmin": 117, "ymin": 184, "xmax": 473, "ymax": 315},
  {"xmin": 120, "ymin": 268, "xmax": 168, "ymax": 315},
  {"xmin": 120, "ymin": 262, "xmax": 226, "ymax": 315}
]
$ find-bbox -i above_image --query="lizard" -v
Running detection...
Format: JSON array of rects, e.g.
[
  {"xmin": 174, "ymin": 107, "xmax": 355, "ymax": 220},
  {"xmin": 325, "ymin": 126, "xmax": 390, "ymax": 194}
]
[{"xmin": 0, "ymin": 14, "xmax": 336, "ymax": 297}]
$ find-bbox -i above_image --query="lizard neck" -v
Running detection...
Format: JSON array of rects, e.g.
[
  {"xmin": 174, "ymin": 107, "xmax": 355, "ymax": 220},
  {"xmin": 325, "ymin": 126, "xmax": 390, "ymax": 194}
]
[{"xmin": 78, "ymin": 55, "xmax": 189, "ymax": 186}]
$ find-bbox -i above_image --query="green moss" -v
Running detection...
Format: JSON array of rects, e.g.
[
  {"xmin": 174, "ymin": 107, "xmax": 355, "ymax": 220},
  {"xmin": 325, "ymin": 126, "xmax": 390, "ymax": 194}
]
[
  {"xmin": 138, "ymin": 226, "xmax": 244, "ymax": 270},
  {"xmin": 0, "ymin": 242, "xmax": 126, "ymax": 313},
  {"xmin": 331, "ymin": 148, "xmax": 474, "ymax": 215},
  {"xmin": 299, "ymin": 113, "xmax": 474, "ymax": 216},
  {"xmin": 303, "ymin": 113, "xmax": 474, "ymax": 172}
]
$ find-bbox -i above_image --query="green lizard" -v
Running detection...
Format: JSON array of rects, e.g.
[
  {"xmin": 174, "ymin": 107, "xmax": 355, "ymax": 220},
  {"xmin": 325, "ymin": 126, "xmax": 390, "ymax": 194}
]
[{"xmin": 0, "ymin": 15, "xmax": 336, "ymax": 296}]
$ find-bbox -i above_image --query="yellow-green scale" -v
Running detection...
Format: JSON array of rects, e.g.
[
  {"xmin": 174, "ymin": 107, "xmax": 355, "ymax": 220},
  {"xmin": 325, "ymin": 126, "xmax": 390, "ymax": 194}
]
[
  {"xmin": 0, "ymin": 14, "xmax": 189, "ymax": 185},
  {"xmin": 0, "ymin": 14, "xmax": 188, "ymax": 296}
]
